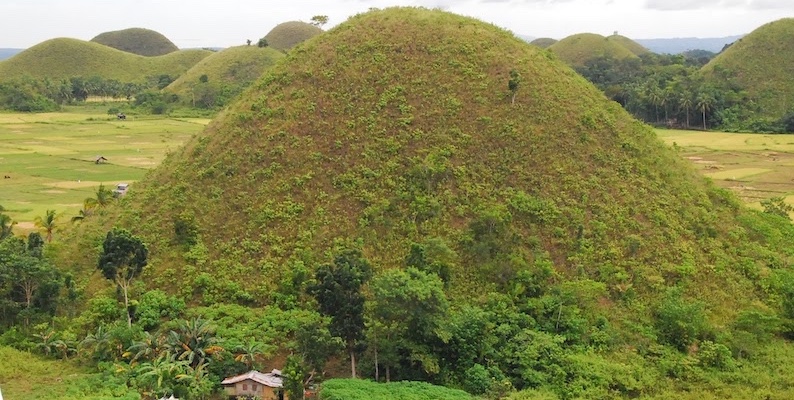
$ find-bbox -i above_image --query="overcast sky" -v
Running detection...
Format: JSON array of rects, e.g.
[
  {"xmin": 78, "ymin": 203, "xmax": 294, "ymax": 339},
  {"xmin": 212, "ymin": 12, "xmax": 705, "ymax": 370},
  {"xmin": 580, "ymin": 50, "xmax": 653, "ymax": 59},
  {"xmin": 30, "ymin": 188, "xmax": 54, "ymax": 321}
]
[{"xmin": 1, "ymin": 0, "xmax": 792, "ymax": 48}]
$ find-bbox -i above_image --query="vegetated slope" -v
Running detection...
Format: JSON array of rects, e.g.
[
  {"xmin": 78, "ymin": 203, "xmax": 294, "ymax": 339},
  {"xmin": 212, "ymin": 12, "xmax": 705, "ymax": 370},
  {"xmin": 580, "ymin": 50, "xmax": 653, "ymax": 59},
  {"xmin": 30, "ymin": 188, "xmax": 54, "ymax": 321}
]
[
  {"xmin": 319, "ymin": 379, "xmax": 477, "ymax": 400},
  {"xmin": 64, "ymin": 7, "xmax": 789, "ymax": 327},
  {"xmin": 606, "ymin": 34, "xmax": 651, "ymax": 55},
  {"xmin": 0, "ymin": 346, "xmax": 137, "ymax": 399},
  {"xmin": 702, "ymin": 18, "xmax": 794, "ymax": 120},
  {"xmin": 263, "ymin": 21, "xmax": 323, "ymax": 51},
  {"xmin": 90, "ymin": 27, "xmax": 179, "ymax": 56},
  {"xmin": 549, "ymin": 33, "xmax": 638, "ymax": 67},
  {"xmin": 530, "ymin": 37, "xmax": 557, "ymax": 48},
  {"xmin": 164, "ymin": 45, "xmax": 284, "ymax": 100},
  {"xmin": 0, "ymin": 38, "xmax": 211, "ymax": 82}
]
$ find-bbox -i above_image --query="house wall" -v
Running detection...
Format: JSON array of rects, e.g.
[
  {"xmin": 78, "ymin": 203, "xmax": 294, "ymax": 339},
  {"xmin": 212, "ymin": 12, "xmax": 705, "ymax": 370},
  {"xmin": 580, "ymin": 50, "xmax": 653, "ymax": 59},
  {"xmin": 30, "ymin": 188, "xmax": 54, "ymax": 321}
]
[{"xmin": 222, "ymin": 379, "xmax": 287, "ymax": 400}]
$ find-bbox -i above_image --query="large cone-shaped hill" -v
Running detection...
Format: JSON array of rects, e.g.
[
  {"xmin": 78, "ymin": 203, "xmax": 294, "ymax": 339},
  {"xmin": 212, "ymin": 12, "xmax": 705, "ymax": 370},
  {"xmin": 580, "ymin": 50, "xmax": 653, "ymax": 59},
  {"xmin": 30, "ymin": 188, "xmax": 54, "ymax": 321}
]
[
  {"xmin": 530, "ymin": 37, "xmax": 557, "ymax": 48},
  {"xmin": 702, "ymin": 18, "xmax": 794, "ymax": 120},
  {"xmin": 549, "ymin": 33, "xmax": 638, "ymax": 67},
  {"xmin": 65, "ymin": 8, "xmax": 790, "ymax": 314},
  {"xmin": 164, "ymin": 46, "xmax": 285, "ymax": 100},
  {"xmin": 91, "ymin": 27, "xmax": 179, "ymax": 56},
  {"xmin": 264, "ymin": 21, "xmax": 323, "ymax": 51},
  {"xmin": 0, "ymin": 38, "xmax": 211, "ymax": 82}
]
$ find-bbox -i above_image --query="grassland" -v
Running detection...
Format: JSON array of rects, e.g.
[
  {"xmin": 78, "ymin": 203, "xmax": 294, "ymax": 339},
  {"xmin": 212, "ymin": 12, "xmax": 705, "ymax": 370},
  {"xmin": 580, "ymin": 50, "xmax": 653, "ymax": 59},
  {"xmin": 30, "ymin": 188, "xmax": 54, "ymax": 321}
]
[
  {"xmin": 656, "ymin": 128, "xmax": 794, "ymax": 216},
  {"xmin": 263, "ymin": 21, "xmax": 323, "ymax": 51},
  {"xmin": 702, "ymin": 18, "xmax": 794, "ymax": 120},
  {"xmin": 0, "ymin": 38, "xmax": 212, "ymax": 83},
  {"xmin": 0, "ymin": 109, "xmax": 206, "ymax": 228},
  {"xmin": 318, "ymin": 379, "xmax": 478, "ymax": 400},
  {"xmin": 90, "ymin": 27, "xmax": 179, "ymax": 56},
  {"xmin": 0, "ymin": 346, "xmax": 137, "ymax": 399},
  {"xmin": 549, "ymin": 33, "xmax": 638, "ymax": 67}
]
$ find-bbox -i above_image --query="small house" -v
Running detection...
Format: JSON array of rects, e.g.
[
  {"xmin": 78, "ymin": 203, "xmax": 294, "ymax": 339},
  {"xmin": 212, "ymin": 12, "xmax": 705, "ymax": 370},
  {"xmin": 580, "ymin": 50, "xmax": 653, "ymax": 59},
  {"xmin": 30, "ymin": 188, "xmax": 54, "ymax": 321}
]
[
  {"xmin": 221, "ymin": 369, "xmax": 286, "ymax": 400},
  {"xmin": 113, "ymin": 183, "xmax": 129, "ymax": 197}
]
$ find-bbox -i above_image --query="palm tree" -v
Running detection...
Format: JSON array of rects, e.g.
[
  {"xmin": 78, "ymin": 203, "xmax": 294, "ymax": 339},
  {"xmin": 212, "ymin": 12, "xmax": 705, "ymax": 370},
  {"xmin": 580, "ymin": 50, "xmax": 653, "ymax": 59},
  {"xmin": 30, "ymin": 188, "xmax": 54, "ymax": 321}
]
[
  {"xmin": 81, "ymin": 326, "xmax": 114, "ymax": 361},
  {"xmin": 34, "ymin": 209, "xmax": 58, "ymax": 242},
  {"xmin": 0, "ymin": 212, "xmax": 16, "ymax": 239},
  {"xmin": 234, "ymin": 339, "xmax": 269, "ymax": 370},
  {"xmin": 94, "ymin": 184, "xmax": 114, "ymax": 208},
  {"xmin": 71, "ymin": 199, "xmax": 96, "ymax": 223},
  {"xmin": 679, "ymin": 92, "xmax": 693, "ymax": 128},
  {"xmin": 127, "ymin": 331, "xmax": 162, "ymax": 363},
  {"xmin": 164, "ymin": 318, "xmax": 220, "ymax": 368},
  {"xmin": 34, "ymin": 329, "xmax": 59, "ymax": 357},
  {"xmin": 696, "ymin": 93, "xmax": 715, "ymax": 130},
  {"xmin": 137, "ymin": 354, "xmax": 187, "ymax": 398}
]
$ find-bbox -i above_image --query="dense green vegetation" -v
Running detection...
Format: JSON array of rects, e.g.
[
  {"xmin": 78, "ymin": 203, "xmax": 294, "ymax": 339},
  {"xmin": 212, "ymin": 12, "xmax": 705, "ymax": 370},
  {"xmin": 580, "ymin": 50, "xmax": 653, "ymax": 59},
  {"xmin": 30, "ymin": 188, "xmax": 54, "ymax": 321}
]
[
  {"xmin": 319, "ymin": 379, "xmax": 478, "ymax": 399},
  {"xmin": 2, "ymin": 7, "xmax": 794, "ymax": 400},
  {"xmin": 263, "ymin": 21, "xmax": 323, "ymax": 52},
  {"xmin": 702, "ymin": 18, "xmax": 794, "ymax": 122},
  {"xmin": 90, "ymin": 28, "xmax": 179, "ymax": 57},
  {"xmin": 568, "ymin": 18, "xmax": 794, "ymax": 132},
  {"xmin": 164, "ymin": 45, "xmax": 285, "ymax": 109}
]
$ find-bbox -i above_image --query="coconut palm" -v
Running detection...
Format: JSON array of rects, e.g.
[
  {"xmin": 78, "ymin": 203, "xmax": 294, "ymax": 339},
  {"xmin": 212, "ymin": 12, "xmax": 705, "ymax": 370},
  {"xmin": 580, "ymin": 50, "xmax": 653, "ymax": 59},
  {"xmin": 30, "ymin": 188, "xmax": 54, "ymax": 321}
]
[
  {"xmin": 679, "ymin": 92, "xmax": 693, "ymax": 128},
  {"xmin": 164, "ymin": 318, "xmax": 220, "ymax": 368},
  {"xmin": 71, "ymin": 199, "xmax": 96, "ymax": 223},
  {"xmin": 34, "ymin": 209, "xmax": 58, "ymax": 242},
  {"xmin": 696, "ymin": 93, "xmax": 715, "ymax": 130},
  {"xmin": 234, "ymin": 339, "xmax": 269, "ymax": 369},
  {"xmin": 93, "ymin": 184, "xmax": 115, "ymax": 208}
]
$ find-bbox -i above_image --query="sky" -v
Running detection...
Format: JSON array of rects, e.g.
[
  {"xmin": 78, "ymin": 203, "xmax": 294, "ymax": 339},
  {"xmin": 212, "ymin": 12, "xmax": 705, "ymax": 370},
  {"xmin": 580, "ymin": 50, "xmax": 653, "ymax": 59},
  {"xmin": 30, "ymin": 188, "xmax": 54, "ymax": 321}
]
[{"xmin": 1, "ymin": 0, "xmax": 792, "ymax": 48}]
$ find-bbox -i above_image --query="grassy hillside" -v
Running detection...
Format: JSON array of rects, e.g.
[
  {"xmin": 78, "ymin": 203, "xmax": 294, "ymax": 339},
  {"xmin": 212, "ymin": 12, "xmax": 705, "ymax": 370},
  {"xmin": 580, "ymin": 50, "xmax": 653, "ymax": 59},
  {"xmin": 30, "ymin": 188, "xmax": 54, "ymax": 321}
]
[
  {"xmin": 0, "ymin": 346, "xmax": 138, "ymax": 399},
  {"xmin": 263, "ymin": 21, "xmax": 323, "ymax": 51},
  {"xmin": 606, "ymin": 34, "xmax": 651, "ymax": 55},
  {"xmin": 57, "ymin": 5, "xmax": 793, "ymax": 321},
  {"xmin": 549, "ymin": 33, "xmax": 638, "ymax": 67},
  {"xmin": 702, "ymin": 18, "xmax": 794, "ymax": 120},
  {"xmin": 529, "ymin": 38, "xmax": 557, "ymax": 48},
  {"xmin": 90, "ymin": 27, "xmax": 179, "ymax": 56},
  {"xmin": 164, "ymin": 45, "xmax": 284, "ymax": 103},
  {"xmin": 0, "ymin": 38, "xmax": 211, "ymax": 83}
]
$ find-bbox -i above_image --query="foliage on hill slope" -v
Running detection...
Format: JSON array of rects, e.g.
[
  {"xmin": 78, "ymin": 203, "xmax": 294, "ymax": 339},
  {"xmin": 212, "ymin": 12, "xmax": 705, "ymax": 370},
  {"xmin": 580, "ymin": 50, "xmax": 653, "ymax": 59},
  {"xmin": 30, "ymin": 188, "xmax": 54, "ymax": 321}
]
[
  {"xmin": 549, "ymin": 33, "xmax": 638, "ymax": 67},
  {"xmin": 529, "ymin": 38, "xmax": 557, "ymax": 48},
  {"xmin": 263, "ymin": 21, "xmax": 323, "ymax": 52},
  {"xmin": 0, "ymin": 38, "xmax": 211, "ymax": 83},
  {"xmin": 702, "ymin": 18, "xmax": 794, "ymax": 120},
  {"xmin": 0, "ymin": 346, "xmax": 138, "ymax": 399},
  {"xmin": 55, "ymin": 6, "xmax": 794, "ymax": 325},
  {"xmin": 164, "ymin": 45, "xmax": 284, "ymax": 106},
  {"xmin": 90, "ymin": 27, "xmax": 179, "ymax": 56},
  {"xmin": 606, "ymin": 34, "xmax": 651, "ymax": 56}
]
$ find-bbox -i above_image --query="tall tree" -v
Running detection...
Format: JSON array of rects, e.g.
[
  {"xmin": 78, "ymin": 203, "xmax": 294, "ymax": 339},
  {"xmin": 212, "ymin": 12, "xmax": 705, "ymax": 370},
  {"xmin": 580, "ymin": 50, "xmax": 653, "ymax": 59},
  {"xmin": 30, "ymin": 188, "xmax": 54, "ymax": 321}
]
[
  {"xmin": 310, "ymin": 15, "xmax": 329, "ymax": 28},
  {"xmin": 696, "ymin": 92, "xmax": 715, "ymax": 130},
  {"xmin": 97, "ymin": 228, "xmax": 148, "ymax": 327},
  {"xmin": 307, "ymin": 248, "xmax": 372, "ymax": 377},
  {"xmin": 34, "ymin": 209, "xmax": 58, "ymax": 242}
]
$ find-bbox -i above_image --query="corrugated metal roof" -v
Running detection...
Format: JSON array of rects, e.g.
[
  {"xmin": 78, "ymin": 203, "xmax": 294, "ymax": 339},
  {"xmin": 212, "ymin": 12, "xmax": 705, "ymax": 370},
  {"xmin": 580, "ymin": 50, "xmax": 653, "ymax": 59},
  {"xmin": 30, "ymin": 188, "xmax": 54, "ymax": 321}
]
[{"xmin": 221, "ymin": 370, "xmax": 283, "ymax": 388}]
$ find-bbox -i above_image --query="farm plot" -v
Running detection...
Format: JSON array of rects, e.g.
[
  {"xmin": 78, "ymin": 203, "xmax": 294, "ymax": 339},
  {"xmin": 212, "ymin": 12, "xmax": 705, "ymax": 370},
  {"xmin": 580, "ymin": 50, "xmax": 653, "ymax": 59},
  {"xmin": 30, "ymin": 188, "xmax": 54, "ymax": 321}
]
[
  {"xmin": 0, "ymin": 111, "xmax": 207, "ymax": 225},
  {"xmin": 656, "ymin": 129, "xmax": 794, "ymax": 216}
]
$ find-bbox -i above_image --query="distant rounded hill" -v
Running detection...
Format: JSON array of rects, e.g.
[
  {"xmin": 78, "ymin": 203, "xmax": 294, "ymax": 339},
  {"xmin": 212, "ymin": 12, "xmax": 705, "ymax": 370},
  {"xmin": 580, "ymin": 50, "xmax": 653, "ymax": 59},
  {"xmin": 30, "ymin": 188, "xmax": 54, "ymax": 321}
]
[
  {"xmin": 702, "ymin": 18, "xmax": 794, "ymax": 120},
  {"xmin": 530, "ymin": 37, "xmax": 557, "ymax": 48},
  {"xmin": 164, "ymin": 45, "xmax": 285, "ymax": 100},
  {"xmin": 65, "ymin": 7, "xmax": 781, "ymax": 320},
  {"xmin": 606, "ymin": 34, "xmax": 650, "ymax": 56},
  {"xmin": 0, "ymin": 38, "xmax": 211, "ymax": 82},
  {"xmin": 549, "ymin": 33, "xmax": 638, "ymax": 67},
  {"xmin": 91, "ymin": 27, "xmax": 179, "ymax": 56},
  {"xmin": 263, "ymin": 21, "xmax": 323, "ymax": 51}
]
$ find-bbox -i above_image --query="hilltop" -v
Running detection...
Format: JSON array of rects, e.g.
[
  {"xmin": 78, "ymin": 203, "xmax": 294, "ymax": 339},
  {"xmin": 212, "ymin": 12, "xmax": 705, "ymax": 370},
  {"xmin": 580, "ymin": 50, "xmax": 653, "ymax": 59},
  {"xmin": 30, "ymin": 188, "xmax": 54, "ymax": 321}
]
[
  {"xmin": 263, "ymin": 21, "xmax": 323, "ymax": 51},
  {"xmin": 606, "ymin": 34, "xmax": 650, "ymax": 56},
  {"xmin": 702, "ymin": 18, "xmax": 794, "ymax": 121},
  {"xmin": 90, "ymin": 27, "xmax": 179, "ymax": 56},
  {"xmin": 529, "ymin": 37, "xmax": 557, "ymax": 48},
  {"xmin": 58, "ymin": 7, "xmax": 787, "ymax": 313},
  {"xmin": 549, "ymin": 33, "xmax": 638, "ymax": 67},
  {"xmin": 164, "ymin": 45, "xmax": 284, "ymax": 107},
  {"xmin": 0, "ymin": 38, "xmax": 211, "ymax": 83}
]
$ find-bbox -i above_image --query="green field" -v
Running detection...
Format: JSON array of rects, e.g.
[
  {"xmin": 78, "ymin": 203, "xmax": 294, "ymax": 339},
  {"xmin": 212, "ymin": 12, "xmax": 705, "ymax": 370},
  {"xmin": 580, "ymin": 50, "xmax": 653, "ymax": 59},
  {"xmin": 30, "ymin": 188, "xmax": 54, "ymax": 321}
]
[
  {"xmin": 656, "ymin": 128, "xmax": 794, "ymax": 216},
  {"xmin": 0, "ymin": 110, "xmax": 207, "ymax": 228}
]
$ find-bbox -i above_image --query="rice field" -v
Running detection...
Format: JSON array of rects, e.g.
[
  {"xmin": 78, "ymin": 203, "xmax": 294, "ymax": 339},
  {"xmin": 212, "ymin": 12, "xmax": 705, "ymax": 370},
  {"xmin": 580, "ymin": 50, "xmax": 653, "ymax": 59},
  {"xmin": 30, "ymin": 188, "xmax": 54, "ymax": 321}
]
[
  {"xmin": 656, "ymin": 128, "xmax": 794, "ymax": 215},
  {"xmin": 0, "ymin": 110, "xmax": 207, "ymax": 227}
]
